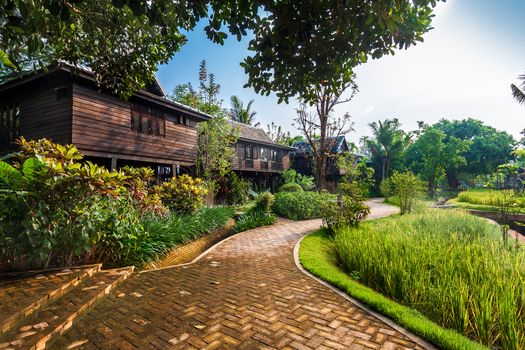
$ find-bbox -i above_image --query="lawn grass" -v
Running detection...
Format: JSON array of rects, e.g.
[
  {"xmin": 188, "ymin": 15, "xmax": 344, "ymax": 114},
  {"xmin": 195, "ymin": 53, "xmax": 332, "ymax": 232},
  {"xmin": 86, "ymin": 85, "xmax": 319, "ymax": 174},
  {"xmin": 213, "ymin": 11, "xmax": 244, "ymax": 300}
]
[{"xmin": 299, "ymin": 229, "xmax": 487, "ymax": 350}]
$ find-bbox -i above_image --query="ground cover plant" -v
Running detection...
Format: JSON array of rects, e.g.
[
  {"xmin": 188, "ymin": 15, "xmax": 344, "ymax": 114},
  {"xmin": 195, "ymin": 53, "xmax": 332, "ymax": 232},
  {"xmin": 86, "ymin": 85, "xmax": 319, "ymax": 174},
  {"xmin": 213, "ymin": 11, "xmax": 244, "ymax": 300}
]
[
  {"xmin": 272, "ymin": 191, "xmax": 335, "ymax": 220},
  {"xmin": 299, "ymin": 230, "xmax": 486, "ymax": 350},
  {"xmin": 334, "ymin": 209, "xmax": 525, "ymax": 349}
]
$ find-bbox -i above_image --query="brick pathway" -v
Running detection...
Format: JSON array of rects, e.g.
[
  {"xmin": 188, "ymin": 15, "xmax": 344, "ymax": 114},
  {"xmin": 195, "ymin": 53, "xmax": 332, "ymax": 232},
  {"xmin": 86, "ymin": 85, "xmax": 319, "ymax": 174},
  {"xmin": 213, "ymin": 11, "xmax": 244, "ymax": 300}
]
[{"xmin": 55, "ymin": 200, "xmax": 432, "ymax": 350}]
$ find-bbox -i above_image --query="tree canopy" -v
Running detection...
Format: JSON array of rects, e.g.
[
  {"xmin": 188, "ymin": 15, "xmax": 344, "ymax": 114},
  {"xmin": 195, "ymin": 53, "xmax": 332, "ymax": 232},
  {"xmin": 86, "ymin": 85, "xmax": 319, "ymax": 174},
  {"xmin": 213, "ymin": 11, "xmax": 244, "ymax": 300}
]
[{"xmin": 2, "ymin": 0, "xmax": 443, "ymax": 101}]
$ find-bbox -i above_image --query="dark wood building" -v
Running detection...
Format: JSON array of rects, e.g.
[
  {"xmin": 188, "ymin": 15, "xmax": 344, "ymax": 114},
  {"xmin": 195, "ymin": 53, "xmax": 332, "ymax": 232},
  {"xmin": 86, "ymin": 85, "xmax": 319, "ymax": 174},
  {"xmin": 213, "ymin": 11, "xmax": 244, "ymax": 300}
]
[
  {"xmin": 0, "ymin": 63, "xmax": 292, "ymax": 189},
  {"xmin": 290, "ymin": 136, "xmax": 350, "ymax": 190},
  {"xmin": 230, "ymin": 121, "xmax": 294, "ymax": 192}
]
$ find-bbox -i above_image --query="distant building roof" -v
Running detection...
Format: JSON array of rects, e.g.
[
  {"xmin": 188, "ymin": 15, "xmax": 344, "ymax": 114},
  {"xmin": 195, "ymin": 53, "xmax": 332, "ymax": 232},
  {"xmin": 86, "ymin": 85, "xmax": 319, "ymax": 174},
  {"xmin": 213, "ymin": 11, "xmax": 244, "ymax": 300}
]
[
  {"xmin": 291, "ymin": 135, "xmax": 349, "ymax": 156},
  {"xmin": 228, "ymin": 121, "xmax": 294, "ymax": 150}
]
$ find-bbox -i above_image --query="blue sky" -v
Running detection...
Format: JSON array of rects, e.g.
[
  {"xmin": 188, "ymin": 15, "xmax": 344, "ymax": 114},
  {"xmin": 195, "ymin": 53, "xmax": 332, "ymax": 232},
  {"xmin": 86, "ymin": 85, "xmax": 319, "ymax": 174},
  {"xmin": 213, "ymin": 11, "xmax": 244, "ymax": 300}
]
[{"xmin": 157, "ymin": 0, "xmax": 525, "ymax": 143}]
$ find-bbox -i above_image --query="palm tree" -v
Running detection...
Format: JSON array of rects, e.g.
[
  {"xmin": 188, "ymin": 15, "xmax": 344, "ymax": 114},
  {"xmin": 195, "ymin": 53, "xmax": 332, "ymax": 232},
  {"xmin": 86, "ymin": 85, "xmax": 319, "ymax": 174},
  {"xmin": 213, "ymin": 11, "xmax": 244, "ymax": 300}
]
[
  {"xmin": 511, "ymin": 74, "xmax": 525, "ymax": 105},
  {"xmin": 361, "ymin": 118, "xmax": 407, "ymax": 181},
  {"xmin": 230, "ymin": 95, "xmax": 259, "ymax": 126}
]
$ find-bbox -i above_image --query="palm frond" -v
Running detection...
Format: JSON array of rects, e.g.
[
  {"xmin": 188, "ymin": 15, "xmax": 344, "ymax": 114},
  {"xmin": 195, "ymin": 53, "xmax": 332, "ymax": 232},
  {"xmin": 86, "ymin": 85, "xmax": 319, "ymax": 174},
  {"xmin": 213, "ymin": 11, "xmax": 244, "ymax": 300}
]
[{"xmin": 511, "ymin": 84, "xmax": 525, "ymax": 105}]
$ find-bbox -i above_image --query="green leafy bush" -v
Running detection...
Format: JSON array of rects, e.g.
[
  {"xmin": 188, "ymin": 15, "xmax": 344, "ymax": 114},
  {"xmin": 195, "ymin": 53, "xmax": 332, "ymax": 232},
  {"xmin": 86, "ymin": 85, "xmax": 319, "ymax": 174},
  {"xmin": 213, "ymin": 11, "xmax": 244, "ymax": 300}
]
[
  {"xmin": 334, "ymin": 209, "xmax": 524, "ymax": 349},
  {"xmin": 279, "ymin": 183, "xmax": 303, "ymax": 192},
  {"xmin": 156, "ymin": 174, "xmax": 208, "ymax": 213},
  {"xmin": 0, "ymin": 138, "xmax": 143, "ymax": 270},
  {"xmin": 254, "ymin": 192, "xmax": 274, "ymax": 213},
  {"xmin": 273, "ymin": 191, "xmax": 334, "ymax": 220},
  {"xmin": 281, "ymin": 169, "xmax": 315, "ymax": 191},
  {"xmin": 234, "ymin": 210, "xmax": 277, "ymax": 232},
  {"xmin": 225, "ymin": 172, "xmax": 251, "ymax": 205},
  {"xmin": 320, "ymin": 195, "xmax": 370, "ymax": 234},
  {"xmin": 380, "ymin": 171, "xmax": 425, "ymax": 214}
]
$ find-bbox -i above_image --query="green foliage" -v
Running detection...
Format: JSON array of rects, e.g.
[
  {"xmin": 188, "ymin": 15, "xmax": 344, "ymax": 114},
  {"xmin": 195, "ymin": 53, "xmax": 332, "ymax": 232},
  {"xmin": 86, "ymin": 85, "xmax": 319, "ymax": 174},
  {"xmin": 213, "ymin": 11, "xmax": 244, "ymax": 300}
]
[
  {"xmin": 133, "ymin": 207, "xmax": 235, "ymax": 267},
  {"xmin": 279, "ymin": 183, "xmax": 303, "ymax": 193},
  {"xmin": 234, "ymin": 210, "xmax": 276, "ymax": 232},
  {"xmin": 380, "ymin": 171, "xmax": 425, "ymax": 215},
  {"xmin": 225, "ymin": 172, "xmax": 251, "ymax": 206},
  {"xmin": 281, "ymin": 169, "xmax": 315, "ymax": 191},
  {"xmin": 242, "ymin": 1, "xmax": 441, "ymax": 103},
  {"xmin": 320, "ymin": 195, "xmax": 370, "ymax": 234},
  {"xmin": 432, "ymin": 119, "xmax": 515, "ymax": 189},
  {"xmin": 300, "ymin": 230, "xmax": 487, "ymax": 350},
  {"xmin": 334, "ymin": 210, "xmax": 524, "ymax": 349},
  {"xmin": 230, "ymin": 95, "xmax": 258, "ymax": 126},
  {"xmin": 196, "ymin": 116, "xmax": 239, "ymax": 193},
  {"xmin": 266, "ymin": 122, "xmax": 292, "ymax": 145},
  {"xmin": 168, "ymin": 60, "xmax": 228, "ymax": 117},
  {"xmin": 273, "ymin": 192, "xmax": 334, "ymax": 220},
  {"xmin": 337, "ymin": 151, "xmax": 375, "ymax": 197},
  {"xmin": 254, "ymin": 192, "xmax": 274, "ymax": 213},
  {"xmin": 155, "ymin": 174, "xmax": 208, "ymax": 213},
  {"xmin": 406, "ymin": 127, "xmax": 461, "ymax": 197},
  {"xmin": 511, "ymin": 73, "xmax": 525, "ymax": 106},
  {"xmin": 0, "ymin": 1, "xmax": 196, "ymax": 97},
  {"xmin": 361, "ymin": 118, "xmax": 408, "ymax": 184},
  {"xmin": 0, "ymin": 138, "xmax": 138, "ymax": 270}
]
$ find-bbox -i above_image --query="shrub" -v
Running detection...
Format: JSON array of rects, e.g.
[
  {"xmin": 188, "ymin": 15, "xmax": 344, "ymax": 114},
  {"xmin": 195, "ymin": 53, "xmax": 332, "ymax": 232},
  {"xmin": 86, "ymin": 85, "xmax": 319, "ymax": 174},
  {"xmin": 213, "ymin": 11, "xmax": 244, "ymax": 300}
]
[
  {"xmin": 254, "ymin": 192, "xmax": 274, "ymax": 213},
  {"xmin": 281, "ymin": 168, "xmax": 315, "ymax": 191},
  {"xmin": 334, "ymin": 210, "xmax": 524, "ymax": 349},
  {"xmin": 234, "ymin": 210, "xmax": 277, "ymax": 232},
  {"xmin": 0, "ymin": 138, "xmax": 138, "ymax": 270},
  {"xmin": 381, "ymin": 171, "xmax": 425, "ymax": 214},
  {"xmin": 156, "ymin": 174, "xmax": 208, "ymax": 213},
  {"xmin": 225, "ymin": 172, "xmax": 251, "ymax": 205},
  {"xmin": 458, "ymin": 189, "xmax": 525, "ymax": 207},
  {"xmin": 320, "ymin": 195, "xmax": 370, "ymax": 234},
  {"xmin": 279, "ymin": 183, "xmax": 303, "ymax": 192},
  {"xmin": 273, "ymin": 191, "xmax": 334, "ymax": 220}
]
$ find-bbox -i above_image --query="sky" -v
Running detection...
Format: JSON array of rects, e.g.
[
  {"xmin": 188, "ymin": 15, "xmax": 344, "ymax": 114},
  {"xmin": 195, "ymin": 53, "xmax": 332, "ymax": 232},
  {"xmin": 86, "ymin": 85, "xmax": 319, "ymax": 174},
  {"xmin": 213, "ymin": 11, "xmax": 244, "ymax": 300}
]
[{"xmin": 156, "ymin": 0, "xmax": 525, "ymax": 144}]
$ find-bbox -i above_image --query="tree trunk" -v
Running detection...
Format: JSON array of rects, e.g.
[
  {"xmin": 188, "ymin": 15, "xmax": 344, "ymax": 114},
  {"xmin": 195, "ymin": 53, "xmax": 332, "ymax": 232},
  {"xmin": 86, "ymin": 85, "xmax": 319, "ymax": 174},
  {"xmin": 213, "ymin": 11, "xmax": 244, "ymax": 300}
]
[{"xmin": 317, "ymin": 106, "xmax": 328, "ymax": 191}]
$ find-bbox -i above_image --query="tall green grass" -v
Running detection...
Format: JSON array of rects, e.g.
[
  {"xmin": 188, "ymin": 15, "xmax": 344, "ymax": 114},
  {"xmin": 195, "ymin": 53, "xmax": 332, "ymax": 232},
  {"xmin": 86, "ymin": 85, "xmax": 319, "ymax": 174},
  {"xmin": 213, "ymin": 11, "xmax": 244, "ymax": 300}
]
[
  {"xmin": 334, "ymin": 210, "xmax": 525, "ymax": 349},
  {"xmin": 458, "ymin": 190, "xmax": 525, "ymax": 207},
  {"xmin": 119, "ymin": 207, "xmax": 235, "ymax": 267}
]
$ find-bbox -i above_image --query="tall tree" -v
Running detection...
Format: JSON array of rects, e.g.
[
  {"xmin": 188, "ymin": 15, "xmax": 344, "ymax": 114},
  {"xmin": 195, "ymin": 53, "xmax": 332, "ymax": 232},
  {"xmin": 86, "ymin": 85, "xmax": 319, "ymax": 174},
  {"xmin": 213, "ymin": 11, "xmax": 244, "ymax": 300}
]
[
  {"xmin": 511, "ymin": 73, "xmax": 525, "ymax": 105},
  {"xmin": 230, "ymin": 96, "xmax": 259, "ymax": 126},
  {"xmin": 167, "ymin": 60, "xmax": 227, "ymax": 117},
  {"xmin": 196, "ymin": 117, "xmax": 239, "ymax": 194},
  {"xmin": 361, "ymin": 118, "xmax": 408, "ymax": 183},
  {"xmin": 2, "ymin": 1, "xmax": 442, "ymax": 100},
  {"xmin": 433, "ymin": 118, "xmax": 515, "ymax": 185},
  {"xmin": 294, "ymin": 80, "xmax": 356, "ymax": 190}
]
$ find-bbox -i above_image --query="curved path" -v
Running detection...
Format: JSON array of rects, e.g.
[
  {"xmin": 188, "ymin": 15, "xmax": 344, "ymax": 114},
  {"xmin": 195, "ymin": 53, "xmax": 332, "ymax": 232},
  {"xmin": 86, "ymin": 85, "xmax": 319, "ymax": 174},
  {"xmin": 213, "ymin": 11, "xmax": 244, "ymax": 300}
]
[{"xmin": 55, "ymin": 200, "xmax": 431, "ymax": 350}]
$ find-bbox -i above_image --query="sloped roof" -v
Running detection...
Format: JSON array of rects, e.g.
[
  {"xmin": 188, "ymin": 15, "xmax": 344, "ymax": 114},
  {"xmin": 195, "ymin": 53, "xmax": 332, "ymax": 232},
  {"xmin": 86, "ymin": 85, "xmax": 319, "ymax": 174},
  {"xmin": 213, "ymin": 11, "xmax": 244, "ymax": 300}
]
[
  {"xmin": 228, "ymin": 121, "xmax": 294, "ymax": 150},
  {"xmin": 291, "ymin": 135, "xmax": 348, "ymax": 155}
]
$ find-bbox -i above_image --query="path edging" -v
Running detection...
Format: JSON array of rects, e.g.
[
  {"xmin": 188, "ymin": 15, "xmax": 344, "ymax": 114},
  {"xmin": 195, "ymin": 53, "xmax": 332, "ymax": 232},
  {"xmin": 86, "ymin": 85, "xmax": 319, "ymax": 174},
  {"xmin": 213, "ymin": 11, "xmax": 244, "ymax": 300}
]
[{"xmin": 293, "ymin": 232, "xmax": 438, "ymax": 350}]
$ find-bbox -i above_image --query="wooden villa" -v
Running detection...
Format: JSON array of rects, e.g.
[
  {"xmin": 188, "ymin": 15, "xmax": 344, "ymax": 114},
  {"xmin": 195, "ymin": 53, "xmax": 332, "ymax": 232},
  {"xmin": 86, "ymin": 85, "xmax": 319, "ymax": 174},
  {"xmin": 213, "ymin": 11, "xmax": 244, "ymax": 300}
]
[
  {"xmin": 290, "ymin": 135, "xmax": 351, "ymax": 190},
  {"xmin": 0, "ymin": 62, "xmax": 292, "ymax": 189}
]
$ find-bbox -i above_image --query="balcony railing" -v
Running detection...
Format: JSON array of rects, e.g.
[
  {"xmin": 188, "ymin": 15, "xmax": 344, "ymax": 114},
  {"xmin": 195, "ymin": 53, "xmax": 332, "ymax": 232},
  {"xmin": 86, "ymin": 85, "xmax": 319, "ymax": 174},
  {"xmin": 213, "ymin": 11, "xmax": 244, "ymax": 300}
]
[
  {"xmin": 260, "ymin": 161, "xmax": 269, "ymax": 170},
  {"xmin": 271, "ymin": 162, "xmax": 283, "ymax": 171},
  {"xmin": 245, "ymin": 159, "xmax": 254, "ymax": 168}
]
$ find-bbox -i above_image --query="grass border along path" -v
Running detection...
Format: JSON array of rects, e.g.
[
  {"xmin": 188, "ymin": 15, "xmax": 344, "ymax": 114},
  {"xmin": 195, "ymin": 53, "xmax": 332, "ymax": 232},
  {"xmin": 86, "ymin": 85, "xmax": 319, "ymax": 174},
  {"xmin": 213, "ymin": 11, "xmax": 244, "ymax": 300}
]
[{"xmin": 298, "ymin": 229, "xmax": 487, "ymax": 350}]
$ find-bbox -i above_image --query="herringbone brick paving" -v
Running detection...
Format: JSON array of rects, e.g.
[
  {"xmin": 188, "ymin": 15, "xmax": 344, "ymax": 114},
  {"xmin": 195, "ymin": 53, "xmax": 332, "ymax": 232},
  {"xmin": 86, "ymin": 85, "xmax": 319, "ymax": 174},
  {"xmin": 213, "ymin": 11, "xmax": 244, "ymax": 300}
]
[{"xmin": 54, "ymin": 200, "xmax": 430, "ymax": 349}]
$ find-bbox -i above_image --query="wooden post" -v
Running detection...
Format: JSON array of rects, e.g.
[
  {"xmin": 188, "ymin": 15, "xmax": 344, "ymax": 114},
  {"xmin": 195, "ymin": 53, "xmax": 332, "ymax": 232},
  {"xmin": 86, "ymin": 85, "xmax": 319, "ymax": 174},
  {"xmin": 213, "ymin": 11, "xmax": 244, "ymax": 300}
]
[
  {"xmin": 110, "ymin": 157, "xmax": 117, "ymax": 171},
  {"xmin": 337, "ymin": 193, "xmax": 343, "ymax": 217}
]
